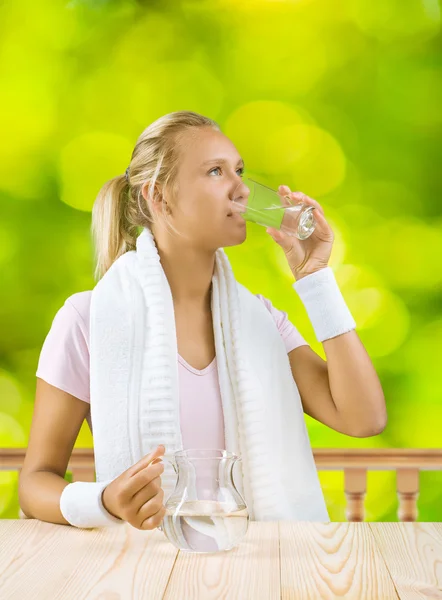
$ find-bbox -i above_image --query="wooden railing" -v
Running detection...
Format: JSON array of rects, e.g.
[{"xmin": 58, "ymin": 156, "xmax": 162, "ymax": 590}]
[{"xmin": 1, "ymin": 448, "xmax": 441, "ymax": 522}]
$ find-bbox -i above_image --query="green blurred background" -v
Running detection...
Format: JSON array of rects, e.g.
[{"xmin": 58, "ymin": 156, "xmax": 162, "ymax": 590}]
[{"xmin": 1, "ymin": 0, "xmax": 441, "ymax": 521}]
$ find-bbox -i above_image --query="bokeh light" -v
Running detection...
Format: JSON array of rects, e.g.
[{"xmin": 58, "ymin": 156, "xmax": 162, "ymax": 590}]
[
  {"xmin": 349, "ymin": 0, "xmax": 440, "ymax": 43},
  {"xmin": 59, "ymin": 132, "xmax": 134, "ymax": 212},
  {"xmin": 0, "ymin": 371, "xmax": 23, "ymax": 418},
  {"xmin": 1, "ymin": 0, "xmax": 440, "ymax": 522},
  {"xmin": 0, "ymin": 413, "xmax": 26, "ymax": 447}
]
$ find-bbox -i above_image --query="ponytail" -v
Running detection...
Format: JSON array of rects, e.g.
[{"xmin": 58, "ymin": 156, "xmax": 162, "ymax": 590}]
[
  {"xmin": 91, "ymin": 174, "xmax": 138, "ymax": 281},
  {"xmin": 91, "ymin": 111, "xmax": 221, "ymax": 282}
]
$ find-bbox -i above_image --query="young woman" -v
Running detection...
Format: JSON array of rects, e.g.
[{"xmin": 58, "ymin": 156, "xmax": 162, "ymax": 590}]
[{"xmin": 19, "ymin": 111, "xmax": 387, "ymax": 531}]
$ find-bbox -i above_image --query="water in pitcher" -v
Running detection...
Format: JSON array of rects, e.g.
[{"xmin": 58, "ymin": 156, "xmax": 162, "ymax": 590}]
[{"xmin": 162, "ymin": 500, "xmax": 249, "ymax": 553}]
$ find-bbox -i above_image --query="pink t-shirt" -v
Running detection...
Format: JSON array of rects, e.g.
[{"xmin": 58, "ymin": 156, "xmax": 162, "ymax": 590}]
[{"xmin": 36, "ymin": 291, "xmax": 308, "ymax": 450}]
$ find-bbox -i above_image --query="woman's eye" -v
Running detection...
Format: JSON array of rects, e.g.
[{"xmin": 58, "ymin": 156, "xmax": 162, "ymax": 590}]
[{"xmin": 209, "ymin": 167, "xmax": 244, "ymax": 176}]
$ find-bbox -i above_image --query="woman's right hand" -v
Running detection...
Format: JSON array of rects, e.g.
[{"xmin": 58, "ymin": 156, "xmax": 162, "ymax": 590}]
[{"xmin": 101, "ymin": 445, "xmax": 167, "ymax": 530}]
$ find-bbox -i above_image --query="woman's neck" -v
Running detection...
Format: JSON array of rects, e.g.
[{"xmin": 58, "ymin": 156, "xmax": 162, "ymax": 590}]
[{"xmin": 154, "ymin": 238, "xmax": 215, "ymax": 311}]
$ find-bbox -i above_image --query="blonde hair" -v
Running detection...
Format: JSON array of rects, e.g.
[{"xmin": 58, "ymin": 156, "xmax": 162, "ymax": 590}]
[{"xmin": 91, "ymin": 110, "xmax": 221, "ymax": 281}]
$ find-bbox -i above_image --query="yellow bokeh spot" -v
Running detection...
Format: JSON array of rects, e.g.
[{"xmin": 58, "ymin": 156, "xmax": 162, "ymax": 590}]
[
  {"xmin": 392, "ymin": 398, "xmax": 442, "ymax": 448},
  {"xmin": 0, "ymin": 472, "xmax": 17, "ymax": 515},
  {"xmin": 129, "ymin": 61, "xmax": 225, "ymax": 127},
  {"xmin": 337, "ymin": 204, "xmax": 386, "ymax": 239},
  {"xmin": 77, "ymin": 60, "xmax": 224, "ymax": 135},
  {"xmin": 224, "ymin": 10, "xmax": 328, "ymax": 96},
  {"xmin": 225, "ymin": 101, "xmax": 315, "ymax": 173},
  {"xmin": 388, "ymin": 220, "xmax": 442, "ymax": 288},
  {"xmin": 0, "ymin": 413, "xmax": 26, "ymax": 447},
  {"xmin": 402, "ymin": 318, "xmax": 442, "ymax": 376},
  {"xmin": 0, "ymin": 371, "xmax": 22, "ymax": 418},
  {"xmin": 350, "ymin": 0, "xmax": 440, "ymax": 42},
  {"xmin": 114, "ymin": 12, "xmax": 179, "ymax": 76},
  {"xmin": 367, "ymin": 218, "xmax": 442, "ymax": 289},
  {"xmin": 228, "ymin": 107, "xmax": 347, "ymax": 197},
  {"xmin": 75, "ymin": 68, "xmax": 139, "ymax": 134},
  {"xmin": 0, "ymin": 472, "xmax": 16, "ymax": 486},
  {"xmin": 330, "ymin": 263, "xmax": 410, "ymax": 357},
  {"xmin": 0, "ymin": 226, "xmax": 19, "ymax": 267},
  {"xmin": 364, "ymin": 471, "xmax": 398, "ymax": 521},
  {"xmin": 58, "ymin": 132, "xmax": 134, "ymax": 212},
  {"xmin": 0, "ymin": 70, "xmax": 56, "ymax": 201},
  {"xmin": 377, "ymin": 65, "xmax": 442, "ymax": 131},
  {"xmin": 348, "ymin": 288, "xmax": 384, "ymax": 329},
  {"xmin": 335, "ymin": 263, "xmax": 384, "ymax": 289},
  {"xmin": 227, "ymin": 103, "xmax": 347, "ymax": 198},
  {"xmin": 394, "ymin": 319, "xmax": 442, "ymax": 415},
  {"xmin": 74, "ymin": 418, "xmax": 93, "ymax": 448},
  {"xmin": 348, "ymin": 287, "xmax": 410, "ymax": 357},
  {"xmin": 280, "ymin": 124, "xmax": 347, "ymax": 197},
  {"xmin": 361, "ymin": 180, "xmax": 423, "ymax": 216}
]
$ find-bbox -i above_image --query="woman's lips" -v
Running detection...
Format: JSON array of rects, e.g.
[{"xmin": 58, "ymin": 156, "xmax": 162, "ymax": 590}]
[{"xmin": 227, "ymin": 213, "xmax": 246, "ymax": 225}]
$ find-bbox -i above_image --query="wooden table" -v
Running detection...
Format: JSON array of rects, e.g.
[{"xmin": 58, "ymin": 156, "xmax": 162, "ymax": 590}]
[{"xmin": 1, "ymin": 520, "xmax": 441, "ymax": 599}]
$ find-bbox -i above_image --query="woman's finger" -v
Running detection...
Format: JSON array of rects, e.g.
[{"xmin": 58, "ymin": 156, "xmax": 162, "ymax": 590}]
[
  {"xmin": 278, "ymin": 184, "xmax": 291, "ymax": 195},
  {"xmin": 278, "ymin": 184, "xmax": 294, "ymax": 207},
  {"xmin": 126, "ymin": 461, "xmax": 165, "ymax": 497},
  {"xmin": 290, "ymin": 191, "xmax": 324, "ymax": 215},
  {"xmin": 310, "ymin": 207, "xmax": 334, "ymax": 240},
  {"xmin": 128, "ymin": 445, "xmax": 165, "ymax": 478}
]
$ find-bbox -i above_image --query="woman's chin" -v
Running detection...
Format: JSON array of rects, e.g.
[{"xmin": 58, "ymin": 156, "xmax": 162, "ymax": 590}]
[{"xmin": 224, "ymin": 228, "xmax": 247, "ymax": 247}]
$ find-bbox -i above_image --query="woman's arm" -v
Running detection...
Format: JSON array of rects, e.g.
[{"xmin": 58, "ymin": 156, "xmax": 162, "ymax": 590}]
[
  {"xmin": 289, "ymin": 332, "xmax": 387, "ymax": 437},
  {"xmin": 18, "ymin": 378, "xmax": 90, "ymax": 524}
]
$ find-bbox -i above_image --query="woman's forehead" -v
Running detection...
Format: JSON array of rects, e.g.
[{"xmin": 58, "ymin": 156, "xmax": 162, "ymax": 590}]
[
  {"xmin": 181, "ymin": 130, "xmax": 240, "ymax": 167},
  {"xmin": 185, "ymin": 127, "xmax": 228, "ymax": 150}
]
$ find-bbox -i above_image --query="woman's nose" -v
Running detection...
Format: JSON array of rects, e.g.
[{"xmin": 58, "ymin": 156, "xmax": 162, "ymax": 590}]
[{"xmin": 232, "ymin": 178, "xmax": 249, "ymax": 202}]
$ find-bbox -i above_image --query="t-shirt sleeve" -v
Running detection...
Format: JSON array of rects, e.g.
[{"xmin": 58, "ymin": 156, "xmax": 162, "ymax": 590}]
[
  {"xmin": 36, "ymin": 299, "xmax": 90, "ymax": 403},
  {"xmin": 255, "ymin": 293, "xmax": 309, "ymax": 353}
]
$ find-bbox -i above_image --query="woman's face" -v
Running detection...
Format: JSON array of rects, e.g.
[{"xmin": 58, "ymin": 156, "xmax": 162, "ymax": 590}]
[{"xmin": 148, "ymin": 127, "xmax": 249, "ymax": 250}]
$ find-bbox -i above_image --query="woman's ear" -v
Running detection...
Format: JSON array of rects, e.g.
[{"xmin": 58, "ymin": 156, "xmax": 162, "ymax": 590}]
[{"xmin": 141, "ymin": 181, "xmax": 170, "ymax": 216}]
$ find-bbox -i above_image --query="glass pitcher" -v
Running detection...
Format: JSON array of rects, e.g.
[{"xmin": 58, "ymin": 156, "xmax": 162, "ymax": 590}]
[{"xmin": 159, "ymin": 448, "xmax": 249, "ymax": 553}]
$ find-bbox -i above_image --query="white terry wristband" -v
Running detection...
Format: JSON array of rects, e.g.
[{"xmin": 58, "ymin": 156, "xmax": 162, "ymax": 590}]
[
  {"xmin": 60, "ymin": 479, "xmax": 124, "ymax": 528},
  {"xmin": 292, "ymin": 267, "xmax": 356, "ymax": 342}
]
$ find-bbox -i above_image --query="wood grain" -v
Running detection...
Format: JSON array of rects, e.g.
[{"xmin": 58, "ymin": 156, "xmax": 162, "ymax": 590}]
[
  {"xmin": 1, "ymin": 520, "xmax": 441, "ymax": 599},
  {"xmin": 369, "ymin": 523, "xmax": 442, "ymax": 600},
  {"xmin": 163, "ymin": 521, "xmax": 279, "ymax": 599},
  {"xmin": 279, "ymin": 522, "xmax": 398, "ymax": 599},
  {"xmin": 0, "ymin": 520, "xmax": 178, "ymax": 600}
]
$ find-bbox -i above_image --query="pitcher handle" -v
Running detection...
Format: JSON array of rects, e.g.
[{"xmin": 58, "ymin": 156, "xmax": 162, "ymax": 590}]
[{"xmin": 151, "ymin": 455, "xmax": 177, "ymax": 473}]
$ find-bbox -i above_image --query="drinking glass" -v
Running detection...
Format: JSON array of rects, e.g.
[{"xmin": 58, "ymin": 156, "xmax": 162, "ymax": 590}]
[{"xmin": 231, "ymin": 176, "xmax": 317, "ymax": 240}]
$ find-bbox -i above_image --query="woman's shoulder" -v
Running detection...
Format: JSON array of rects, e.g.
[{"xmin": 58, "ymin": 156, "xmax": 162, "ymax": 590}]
[
  {"xmin": 64, "ymin": 290, "xmax": 92, "ymax": 325},
  {"xmin": 253, "ymin": 292, "xmax": 285, "ymax": 316},
  {"xmin": 36, "ymin": 291, "xmax": 92, "ymax": 403},
  {"xmin": 253, "ymin": 292, "xmax": 309, "ymax": 352},
  {"xmin": 45, "ymin": 290, "xmax": 92, "ymax": 345}
]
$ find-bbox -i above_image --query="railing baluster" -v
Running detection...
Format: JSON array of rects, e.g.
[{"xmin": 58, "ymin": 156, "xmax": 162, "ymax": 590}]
[
  {"xmin": 1, "ymin": 448, "xmax": 439, "ymax": 521},
  {"xmin": 396, "ymin": 468, "xmax": 419, "ymax": 522},
  {"xmin": 344, "ymin": 468, "xmax": 367, "ymax": 521}
]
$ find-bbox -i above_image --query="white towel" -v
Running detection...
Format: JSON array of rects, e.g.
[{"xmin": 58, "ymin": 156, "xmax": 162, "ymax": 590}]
[{"xmin": 89, "ymin": 227, "xmax": 330, "ymax": 522}]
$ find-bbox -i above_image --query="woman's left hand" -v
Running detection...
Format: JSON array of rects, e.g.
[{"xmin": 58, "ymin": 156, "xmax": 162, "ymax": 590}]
[{"xmin": 265, "ymin": 185, "xmax": 334, "ymax": 281}]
